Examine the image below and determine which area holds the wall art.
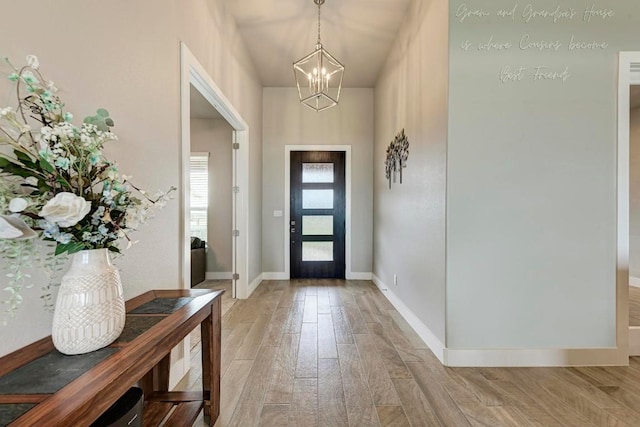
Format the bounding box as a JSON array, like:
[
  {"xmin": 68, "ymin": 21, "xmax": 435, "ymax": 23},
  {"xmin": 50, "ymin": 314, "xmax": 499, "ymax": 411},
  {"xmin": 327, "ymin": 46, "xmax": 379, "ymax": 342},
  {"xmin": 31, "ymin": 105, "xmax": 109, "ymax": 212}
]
[{"xmin": 384, "ymin": 129, "xmax": 410, "ymax": 189}]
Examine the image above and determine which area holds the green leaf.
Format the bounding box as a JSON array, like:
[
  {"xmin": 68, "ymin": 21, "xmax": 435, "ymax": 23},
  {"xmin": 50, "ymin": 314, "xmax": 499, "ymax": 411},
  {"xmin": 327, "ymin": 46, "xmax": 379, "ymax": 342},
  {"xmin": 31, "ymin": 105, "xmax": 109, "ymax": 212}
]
[
  {"xmin": 14, "ymin": 150, "xmax": 34, "ymax": 166},
  {"xmin": 1, "ymin": 162, "xmax": 34, "ymax": 178},
  {"xmin": 37, "ymin": 181, "xmax": 51, "ymax": 193},
  {"xmin": 56, "ymin": 176, "xmax": 70, "ymax": 187},
  {"xmin": 107, "ymin": 246, "xmax": 120, "ymax": 254},
  {"xmin": 39, "ymin": 158, "xmax": 55, "ymax": 173},
  {"xmin": 54, "ymin": 242, "xmax": 84, "ymax": 256},
  {"xmin": 84, "ymin": 109, "xmax": 113, "ymax": 132},
  {"xmin": 54, "ymin": 243, "xmax": 71, "ymax": 256},
  {"xmin": 67, "ymin": 243, "xmax": 85, "ymax": 255}
]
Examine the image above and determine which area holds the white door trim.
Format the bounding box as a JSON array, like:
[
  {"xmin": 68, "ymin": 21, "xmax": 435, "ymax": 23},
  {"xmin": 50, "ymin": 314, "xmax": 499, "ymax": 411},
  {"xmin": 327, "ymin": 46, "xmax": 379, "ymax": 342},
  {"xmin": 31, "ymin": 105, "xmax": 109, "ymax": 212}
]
[
  {"xmin": 284, "ymin": 145, "xmax": 353, "ymax": 279},
  {"xmin": 176, "ymin": 43, "xmax": 251, "ymax": 385},
  {"xmin": 618, "ymin": 52, "xmax": 640, "ymax": 358},
  {"xmin": 180, "ymin": 42, "xmax": 250, "ymax": 299}
]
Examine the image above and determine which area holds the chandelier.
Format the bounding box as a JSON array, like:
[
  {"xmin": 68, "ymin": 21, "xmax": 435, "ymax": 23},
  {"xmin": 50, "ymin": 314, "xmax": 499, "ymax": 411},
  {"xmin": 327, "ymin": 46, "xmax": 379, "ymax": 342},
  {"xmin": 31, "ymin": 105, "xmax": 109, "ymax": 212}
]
[{"xmin": 293, "ymin": 0, "xmax": 344, "ymax": 112}]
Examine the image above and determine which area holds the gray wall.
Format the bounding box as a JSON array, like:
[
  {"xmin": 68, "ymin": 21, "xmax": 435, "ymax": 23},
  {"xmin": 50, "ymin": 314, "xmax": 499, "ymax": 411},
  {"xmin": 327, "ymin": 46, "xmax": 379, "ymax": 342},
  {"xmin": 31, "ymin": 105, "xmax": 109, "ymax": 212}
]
[
  {"xmin": 0, "ymin": 0, "xmax": 263, "ymax": 357},
  {"xmin": 631, "ymin": 107, "xmax": 640, "ymax": 279},
  {"xmin": 262, "ymin": 88, "xmax": 374, "ymax": 275},
  {"xmin": 191, "ymin": 118, "xmax": 233, "ymax": 274},
  {"xmin": 373, "ymin": 0, "xmax": 449, "ymax": 344},
  {"xmin": 447, "ymin": 0, "xmax": 639, "ymax": 348}
]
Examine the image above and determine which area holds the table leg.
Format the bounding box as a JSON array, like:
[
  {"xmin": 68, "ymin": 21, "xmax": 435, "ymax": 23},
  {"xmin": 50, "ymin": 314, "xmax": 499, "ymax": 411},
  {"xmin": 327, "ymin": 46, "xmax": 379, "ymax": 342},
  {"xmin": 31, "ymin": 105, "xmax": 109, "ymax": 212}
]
[
  {"xmin": 154, "ymin": 354, "xmax": 171, "ymax": 392},
  {"xmin": 201, "ymin": 297, "xmax": 221, "ymax": 425}
]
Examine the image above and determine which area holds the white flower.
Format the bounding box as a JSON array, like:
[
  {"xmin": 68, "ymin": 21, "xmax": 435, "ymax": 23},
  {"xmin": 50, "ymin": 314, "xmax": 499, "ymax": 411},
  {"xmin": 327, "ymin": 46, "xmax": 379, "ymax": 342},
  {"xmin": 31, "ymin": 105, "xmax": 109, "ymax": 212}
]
[
  {"xmin": 0, "ymin": 215, "xmax": 36, "ymax": 240},
  {"xmin": 0, "ymin": 106, "xmax": 13, "ymax": 117},
  {"xmin": 39, "ymin": 192, "xmax": 91, "ymax": 227},
  {"xmin": 26, "ymin": 54, "xmax": 39, "ymax": 69},
  {"xmin": 9, "ymin": 198, "xmax": 28, "ymax": 213}
]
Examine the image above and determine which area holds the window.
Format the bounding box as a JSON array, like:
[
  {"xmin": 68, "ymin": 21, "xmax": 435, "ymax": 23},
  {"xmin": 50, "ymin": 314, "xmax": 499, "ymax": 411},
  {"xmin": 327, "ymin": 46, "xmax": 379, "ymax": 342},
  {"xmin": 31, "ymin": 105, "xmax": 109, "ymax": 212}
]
[{"xmin": 190, "ymin": 152, "xmax": 209, "ymax": 241}]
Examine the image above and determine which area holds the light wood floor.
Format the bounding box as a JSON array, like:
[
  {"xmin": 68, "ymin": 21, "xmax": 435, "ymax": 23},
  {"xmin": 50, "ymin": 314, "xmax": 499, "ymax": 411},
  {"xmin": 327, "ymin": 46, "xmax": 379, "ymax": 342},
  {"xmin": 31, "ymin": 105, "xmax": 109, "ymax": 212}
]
[
  {"xmin": 177, "ymin": 280, "xmax": 640, "ymax": 426},
  {"xmin": 630, "ymin": 286, "xmax": 640, "ymax": 327}
]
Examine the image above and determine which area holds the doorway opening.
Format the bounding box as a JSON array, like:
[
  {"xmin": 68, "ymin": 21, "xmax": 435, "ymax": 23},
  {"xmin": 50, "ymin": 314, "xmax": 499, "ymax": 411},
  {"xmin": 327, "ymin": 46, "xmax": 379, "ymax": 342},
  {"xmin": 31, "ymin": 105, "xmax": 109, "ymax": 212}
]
[
  {"xmin": 180, "ymin": 42, "xmax": 250, "ymax": 300},
  {"xmin": 175, "ymin": 43, "xmax": 250, "ymax": 385},
  {"xmin": 618, "ymin": 52, "xmax": 640, "ymax": 358}
]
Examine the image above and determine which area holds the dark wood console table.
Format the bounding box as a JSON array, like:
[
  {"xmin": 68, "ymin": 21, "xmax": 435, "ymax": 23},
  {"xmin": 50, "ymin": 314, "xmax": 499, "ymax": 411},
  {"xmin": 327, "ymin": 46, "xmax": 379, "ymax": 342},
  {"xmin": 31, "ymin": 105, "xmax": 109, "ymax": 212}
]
[{"xmin": 0, "ymin": 289, "xmax": 223, "ymax": 426}]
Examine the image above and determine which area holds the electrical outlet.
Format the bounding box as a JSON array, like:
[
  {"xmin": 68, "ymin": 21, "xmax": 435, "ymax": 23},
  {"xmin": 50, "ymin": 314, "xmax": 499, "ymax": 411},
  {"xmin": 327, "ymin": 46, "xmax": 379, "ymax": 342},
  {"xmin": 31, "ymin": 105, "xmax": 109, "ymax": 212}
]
[{"xmin": 393, "ymin": 274, "xmax": 398, "ymax": 286}]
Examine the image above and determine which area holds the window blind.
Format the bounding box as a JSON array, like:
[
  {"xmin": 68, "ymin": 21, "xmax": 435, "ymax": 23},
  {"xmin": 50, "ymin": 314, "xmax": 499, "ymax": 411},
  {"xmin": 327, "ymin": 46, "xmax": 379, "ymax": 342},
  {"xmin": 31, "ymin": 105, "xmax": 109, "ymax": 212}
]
[{"xmin": 190, "ymin": 153, "xmax": 209, "ymax": 240}]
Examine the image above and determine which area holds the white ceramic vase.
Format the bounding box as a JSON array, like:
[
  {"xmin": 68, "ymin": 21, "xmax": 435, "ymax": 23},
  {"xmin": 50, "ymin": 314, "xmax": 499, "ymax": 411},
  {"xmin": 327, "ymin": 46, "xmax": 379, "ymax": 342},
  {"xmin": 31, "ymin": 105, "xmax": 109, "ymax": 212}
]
[{"xmin": 52, "ymin": 248, "xmax": 126, "ymax": 355}]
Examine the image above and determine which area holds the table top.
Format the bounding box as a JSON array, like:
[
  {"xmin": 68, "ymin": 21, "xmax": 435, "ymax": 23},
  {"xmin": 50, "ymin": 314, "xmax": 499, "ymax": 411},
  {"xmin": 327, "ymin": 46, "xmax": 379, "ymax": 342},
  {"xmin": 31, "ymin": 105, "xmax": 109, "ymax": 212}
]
[{"xmin": 0, "ymin": 289, "xmax": 224, "ymax": 426}]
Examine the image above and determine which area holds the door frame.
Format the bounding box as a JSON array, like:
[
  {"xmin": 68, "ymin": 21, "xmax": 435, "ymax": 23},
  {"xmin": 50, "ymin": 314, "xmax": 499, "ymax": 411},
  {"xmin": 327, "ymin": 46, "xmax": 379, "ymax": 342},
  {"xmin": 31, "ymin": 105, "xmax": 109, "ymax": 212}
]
[
  {"xmin": 618, "ymin": 52, "xmax": 640, "ymax": 357},
  {"xmin": 177, "ymin": 42, "xmax": 250, "ymax": 386},
  {"xmin": 284, "ymin": 145, "xmax": 352, "ymax": 279},
  {"xmin": 180, "ymin": 42, "xmax": 250, "ymax": 300}
]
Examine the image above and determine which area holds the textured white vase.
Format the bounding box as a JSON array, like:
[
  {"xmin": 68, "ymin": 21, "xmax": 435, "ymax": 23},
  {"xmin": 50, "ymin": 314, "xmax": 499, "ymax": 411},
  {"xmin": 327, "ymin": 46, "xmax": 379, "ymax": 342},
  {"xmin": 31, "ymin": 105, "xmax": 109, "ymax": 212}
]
[{"xmin": 52, "ymin": 248, "xmax": 125, "ymax": 355}]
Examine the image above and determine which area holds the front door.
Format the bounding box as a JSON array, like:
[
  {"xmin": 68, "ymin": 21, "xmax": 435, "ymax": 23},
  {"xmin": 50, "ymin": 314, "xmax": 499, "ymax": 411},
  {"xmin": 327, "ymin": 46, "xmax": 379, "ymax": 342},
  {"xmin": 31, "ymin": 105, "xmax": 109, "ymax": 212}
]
[{"xmin": 290, "ymin": 151, "xmax": 346, "ymax": 279}]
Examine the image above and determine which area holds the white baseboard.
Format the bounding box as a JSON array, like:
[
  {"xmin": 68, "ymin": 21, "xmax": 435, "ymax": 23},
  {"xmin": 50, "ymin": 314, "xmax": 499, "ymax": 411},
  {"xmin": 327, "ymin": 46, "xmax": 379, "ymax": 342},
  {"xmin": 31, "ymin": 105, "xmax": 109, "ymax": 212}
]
[
  {"xmin": 205, "ymin": 272, "xmax": 233, "ymax": 280},
  {"xmin": 630, "ymin": 276, "xmax": 640, "ymax": 288},
  {"xmin": 262, "ymin": 272, "xmax": 372, "ymax": 280},
  {"xmin": 247, "ymin": 273, "xmax": 263, "ymax": 297},
  {"xmin": 347, "ymin": 272, "xmax": 372, "ymax": 280},
  {"xmin": 444, "ymin": 347, "xmax": 627, "ymax": 367},
  {"xmin": 262, "ymin": 272, "xmax": 289, "ymax": 280},
  {"xmin": 371, "ymin": 275, "xmax": 446, "ymax": 364},
  {"xmin": 371, "ymin": 275, "xmax": 628, "ymax": 367},
  {"xmin": 630, "ymin": 327, "xmax": 640, "ymax": 356}
]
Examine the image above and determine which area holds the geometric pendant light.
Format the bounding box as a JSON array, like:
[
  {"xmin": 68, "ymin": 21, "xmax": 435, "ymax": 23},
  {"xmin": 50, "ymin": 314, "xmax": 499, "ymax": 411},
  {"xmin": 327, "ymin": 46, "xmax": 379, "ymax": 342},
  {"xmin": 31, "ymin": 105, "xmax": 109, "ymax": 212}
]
[{"xmin": 293, "ymin": 0, "xmax": 344, "ymax": 112}]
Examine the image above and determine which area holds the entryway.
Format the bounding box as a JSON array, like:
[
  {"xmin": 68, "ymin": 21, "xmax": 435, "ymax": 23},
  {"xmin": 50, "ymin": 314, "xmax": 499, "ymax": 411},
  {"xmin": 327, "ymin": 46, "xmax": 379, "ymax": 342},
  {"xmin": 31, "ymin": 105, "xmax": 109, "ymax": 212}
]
[{"xmin": 290, "ymin": 151, "xmax": 346, "ymax": 278}]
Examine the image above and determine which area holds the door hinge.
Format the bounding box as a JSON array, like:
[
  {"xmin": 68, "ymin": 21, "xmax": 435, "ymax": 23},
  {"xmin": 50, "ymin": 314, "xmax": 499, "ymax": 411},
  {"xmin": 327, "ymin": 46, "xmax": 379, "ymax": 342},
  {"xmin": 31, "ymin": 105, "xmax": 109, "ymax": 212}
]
[
  {"xmin": 232, "ymin": 273, "xmax": 240, "ymax": 280},
  {"xmin": 232, "ymin": 229, "xmax": 240, "ymax": 237},
  {"xmin": 232, "ymin": 142, "xmax": 240, "ymax": 150},
  {"xmin": 232, "ymin": 186, "xmax": 240, "ymax": 194}
]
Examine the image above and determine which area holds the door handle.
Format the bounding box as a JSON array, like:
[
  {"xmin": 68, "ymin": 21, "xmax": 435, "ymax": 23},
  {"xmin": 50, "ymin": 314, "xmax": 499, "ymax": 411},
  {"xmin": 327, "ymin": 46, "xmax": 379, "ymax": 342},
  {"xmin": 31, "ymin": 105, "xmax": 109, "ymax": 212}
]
[{"xmin": 291, "ymin": 228, "xmax": 296, "ymax": 233}]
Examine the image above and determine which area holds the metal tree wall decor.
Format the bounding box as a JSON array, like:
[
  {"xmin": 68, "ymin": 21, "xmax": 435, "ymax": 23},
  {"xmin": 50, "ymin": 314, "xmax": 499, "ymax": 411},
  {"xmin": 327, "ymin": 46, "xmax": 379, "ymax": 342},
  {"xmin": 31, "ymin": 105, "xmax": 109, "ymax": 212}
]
[{"xmin": 384, "ymin": 129, "xmax": 410, "ymax": 189}]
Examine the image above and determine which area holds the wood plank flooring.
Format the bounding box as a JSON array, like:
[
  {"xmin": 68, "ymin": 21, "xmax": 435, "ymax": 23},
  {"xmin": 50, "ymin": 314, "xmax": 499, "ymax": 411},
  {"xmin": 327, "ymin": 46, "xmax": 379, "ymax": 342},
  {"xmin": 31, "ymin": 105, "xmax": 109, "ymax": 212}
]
[{"xmin": 176, "ymin": 279, "xmax": 640, "ymax": 426}]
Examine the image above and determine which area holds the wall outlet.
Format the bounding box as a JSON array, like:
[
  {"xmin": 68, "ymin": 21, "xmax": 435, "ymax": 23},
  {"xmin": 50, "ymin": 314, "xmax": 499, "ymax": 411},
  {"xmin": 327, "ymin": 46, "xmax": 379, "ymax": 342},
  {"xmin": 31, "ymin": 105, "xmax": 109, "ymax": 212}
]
[
  {"xmin": 393, "ymin": 274, "xmax": 398, "ymax": 286},
  {"xmin": 273, "ymin": 210, "xmax": 283, "ymax": 217}
]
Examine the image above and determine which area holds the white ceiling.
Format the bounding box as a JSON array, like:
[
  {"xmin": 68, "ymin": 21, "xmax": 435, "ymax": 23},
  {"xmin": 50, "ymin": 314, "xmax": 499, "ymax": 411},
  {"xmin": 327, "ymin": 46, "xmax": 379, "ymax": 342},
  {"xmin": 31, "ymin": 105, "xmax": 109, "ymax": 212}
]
[{"xmin": 227, "ymin": 0, "xmax": 412, "ymax": 88}]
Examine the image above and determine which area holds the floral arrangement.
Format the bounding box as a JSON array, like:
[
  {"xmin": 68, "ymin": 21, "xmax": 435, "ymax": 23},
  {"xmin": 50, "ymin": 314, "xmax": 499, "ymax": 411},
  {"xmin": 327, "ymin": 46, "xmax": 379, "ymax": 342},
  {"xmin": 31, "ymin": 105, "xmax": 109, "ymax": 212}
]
[{"xmin": 0, "ymin": 55, "xmax": 175, "ymax": 316}]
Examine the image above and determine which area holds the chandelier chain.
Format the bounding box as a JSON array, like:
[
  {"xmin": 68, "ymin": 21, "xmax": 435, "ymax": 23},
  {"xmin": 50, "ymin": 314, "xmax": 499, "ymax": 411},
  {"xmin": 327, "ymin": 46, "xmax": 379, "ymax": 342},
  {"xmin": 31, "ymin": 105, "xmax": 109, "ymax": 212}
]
[{"xmin": 317, "ymin": 1, "xmax": 322, "ymax": 45}]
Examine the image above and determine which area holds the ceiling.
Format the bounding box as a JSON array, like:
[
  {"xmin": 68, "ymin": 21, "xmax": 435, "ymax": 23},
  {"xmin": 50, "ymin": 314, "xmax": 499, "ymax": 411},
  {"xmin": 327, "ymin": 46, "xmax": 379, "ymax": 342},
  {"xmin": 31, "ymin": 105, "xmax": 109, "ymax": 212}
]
[{"xmin": 227, "ymin": 0, "xmax": 412, "ymax": 88}]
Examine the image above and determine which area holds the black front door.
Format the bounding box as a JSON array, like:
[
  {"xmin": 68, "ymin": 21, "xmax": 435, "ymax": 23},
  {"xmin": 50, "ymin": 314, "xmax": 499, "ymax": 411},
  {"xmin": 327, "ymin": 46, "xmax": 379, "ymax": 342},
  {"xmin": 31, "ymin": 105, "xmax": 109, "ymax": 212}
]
[{"xmin": 290, "ymin": 151, "xmax": 346, "ymax": 279}]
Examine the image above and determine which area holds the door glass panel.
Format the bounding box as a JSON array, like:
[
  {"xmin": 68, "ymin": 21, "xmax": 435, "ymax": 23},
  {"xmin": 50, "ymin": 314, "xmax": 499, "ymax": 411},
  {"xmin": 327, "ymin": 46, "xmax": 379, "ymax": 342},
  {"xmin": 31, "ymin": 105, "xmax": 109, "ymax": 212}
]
[
  {"xmin": 303, "ymin": 216, "xmax": 333, "ymax": 235},
  {"xmin": 303, "ymin": 189, "xmax": 333, "ymax": 209},
  {"xmin": 303, "ymin": 242, "xmax": 334, "ymax": 261},
  {"xmin": 302, "ymin": 163, "xmax": 334, "ymax": 183}
]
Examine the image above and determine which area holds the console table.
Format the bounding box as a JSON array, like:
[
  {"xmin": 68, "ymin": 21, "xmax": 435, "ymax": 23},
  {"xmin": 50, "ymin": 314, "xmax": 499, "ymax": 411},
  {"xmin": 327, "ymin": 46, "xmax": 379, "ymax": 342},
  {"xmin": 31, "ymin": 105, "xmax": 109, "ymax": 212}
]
[{"xmin": 0, "ymin": 289, "xmax": 223, "ymax": 426}]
